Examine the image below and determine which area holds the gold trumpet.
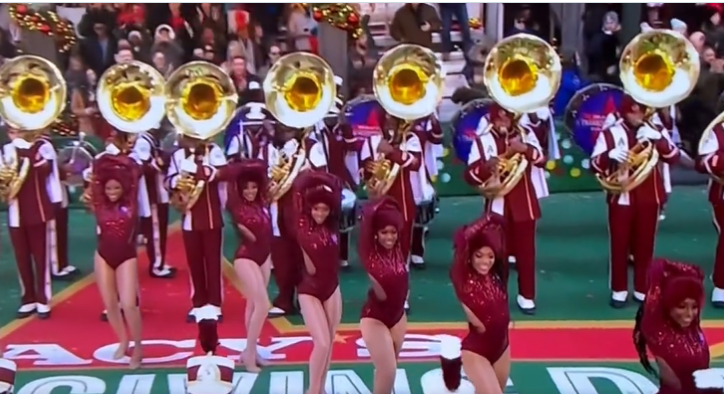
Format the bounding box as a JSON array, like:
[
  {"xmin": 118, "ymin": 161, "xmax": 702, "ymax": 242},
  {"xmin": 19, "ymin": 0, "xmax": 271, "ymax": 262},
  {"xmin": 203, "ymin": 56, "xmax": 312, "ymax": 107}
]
[
  {"xmin": 478, "ymin": 33, "xmax": 562, "ymax": 198},
  {"xmin": 0, "ymin": 55, "xmax": 66, "ymax": 201},
  {"xmin": 597, "ymin": 29, "xmax": 699, "ymax": 193},
  {"xmin": 165, "ymin": 62, "xmax": 238, "ymax": 212},
  {"xmin": 264, "ymin": 52, "xmax": 335, "ymax": 201},
  {"xmin": 365, "ymin": 44, "xmax": 444, "ymax": 196}
]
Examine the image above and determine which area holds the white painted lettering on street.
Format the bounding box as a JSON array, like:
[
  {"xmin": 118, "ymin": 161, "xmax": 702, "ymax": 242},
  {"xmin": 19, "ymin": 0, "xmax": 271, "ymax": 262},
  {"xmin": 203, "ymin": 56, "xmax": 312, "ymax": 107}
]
[
  {"xmin": 4, "ymin": 344, "xmax": 92, "ymax": 366},
  {"xmin": 116, "ymin": 374, "xmax": 155, "ymax": 394},
  {"xmin": 548, "ymin": 367, "xmax": 658, "ymax": 394},
  {"xmin": 94, "ymin": 340, "xmax": 195, "ymax": 365},
  {"xmin": 356, "ymin": 334, "xmax": 460, "ymax": 359},
  {"xmin": 16, "ymin": 376, "xmax": 105, "ymax": 394},
  {"xmin": 269, "ymin": 371, "xmax": 305, "ymax": 394}
]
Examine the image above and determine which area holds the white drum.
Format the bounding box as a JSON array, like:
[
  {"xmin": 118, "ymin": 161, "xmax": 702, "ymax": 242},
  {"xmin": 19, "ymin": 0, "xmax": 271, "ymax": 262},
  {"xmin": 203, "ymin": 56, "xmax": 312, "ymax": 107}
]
[{"xmin": 340, "ymin": 188, "xmax": 358, "ymax": 233}]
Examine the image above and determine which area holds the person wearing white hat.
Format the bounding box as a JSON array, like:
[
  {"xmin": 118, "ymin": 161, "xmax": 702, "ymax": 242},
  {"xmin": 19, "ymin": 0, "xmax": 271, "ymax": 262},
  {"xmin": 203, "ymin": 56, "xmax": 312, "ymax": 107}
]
[
  {"xmin": 186, "ymin": 306, "xmax": 233, "ymax": 394},
  {"xmin": 227, "ymin": 102, "xmax": 272, "ymax": 161},
  {"xmin": 0, "ymin": 358, "xmax": 16, "ymax": 394},
  {"xmin": 671, "ymin": 18, "xmax": 688, "ymax": 35}
]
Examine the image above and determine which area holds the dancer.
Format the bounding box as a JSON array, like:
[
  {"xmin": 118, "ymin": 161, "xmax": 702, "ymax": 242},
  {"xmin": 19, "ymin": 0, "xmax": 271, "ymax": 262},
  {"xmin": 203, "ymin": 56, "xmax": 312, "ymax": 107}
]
[
  {"xmin": 357, "ymin": 197, "xmax": 409, "ymax": 394},
  {"xmin": 590, "ymin": 95, "xmax": 680, "ymax": 308},
  {"xmin": 263, "ymin": 124, "xmax": 327, "ymax": 317},
  {"xmin": 632, "ymin": 259, "xmax": 719, "ymax": 394},
  {"xmin": 89, "ymin": 154, "xmax": 143, "ymax": 369},
  {"xmin": 134, "ymin": 129, "xmax": 175, "ymax": 278},
  {"xmin": 463, "ymin": 103, "xmax": 546, "ymax": 314},
  {"xmin": 696, "ymin": 121, "xmax": 724, "ymax": 306},
  {"xmin": 166, "ymin": 139, "xmax": 229, "ymax": 322},
  {"xmin": 293, "ymin": 171, "xmax": 343, "ymax": 394},
  {"xmin": 227, "ymin": 159, "xmax": 272, "ymax": 372},
  {"xmin": 440, "ymin": 213, "xmax": 510, "ymax": 394},
  {"xmin": 2, "ymin": 128, "xmax": 62, "ymax": 319}
]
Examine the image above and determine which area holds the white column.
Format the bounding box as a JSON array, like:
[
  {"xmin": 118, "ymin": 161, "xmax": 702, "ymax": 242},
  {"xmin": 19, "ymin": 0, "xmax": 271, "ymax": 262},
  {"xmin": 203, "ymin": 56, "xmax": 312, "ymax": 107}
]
[{"xmin": 484, "ymin": 3, "xmax": 504, "ymax": 42}]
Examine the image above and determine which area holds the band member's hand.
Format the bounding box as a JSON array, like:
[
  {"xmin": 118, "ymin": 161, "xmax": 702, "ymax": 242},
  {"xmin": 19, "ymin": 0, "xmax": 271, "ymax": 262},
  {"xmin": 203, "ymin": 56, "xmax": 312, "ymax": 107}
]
[
  {"xmin": 636, "ymin": 125, "xmax": 661, "ymax": 142},
  {"xmin": 509, "ymin": 139, "xmax": 528, "ymax": 154},
  {"xmin": 377, "ymin": 140, "xmax": 395, "ymax": 154},
  {"xmin": 608, "ymin": 146, "xmax": 628, "ymax": 163},
  {"xmin": 421, "ymin": 22, "xmax": 431, "ymax": 32},
  {"xmin": 485, "ymin": 157, "xmax": 500, "ymax": 171}
]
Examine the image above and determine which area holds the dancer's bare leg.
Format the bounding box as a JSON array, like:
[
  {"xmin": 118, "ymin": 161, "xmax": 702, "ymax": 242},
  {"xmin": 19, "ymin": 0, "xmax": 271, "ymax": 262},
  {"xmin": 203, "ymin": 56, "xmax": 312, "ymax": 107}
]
[
  {"xmin": 321, "ymin": 286, "xmax": 342, "ymax": 384},
  {"xmin": 94, "ymin": 253, "xmax": 126, "ymax": 359},
  {"xmin": 300, "ymin": 294, "xmax": 332, "ymax": 394},
  {"xmin": 235, "ymin": 257, "xmax": 270, "ymax": 373},
  {"xmin": 360, "ymin": 318, "xmax": 398, "ymax": 394},
  {"xmin": 117, "ymin": 258, "xmax": 142, "ymax": 370},
  {"xmin": 461, "ymin": 350, "xmax": 504, "ymax": 394}
]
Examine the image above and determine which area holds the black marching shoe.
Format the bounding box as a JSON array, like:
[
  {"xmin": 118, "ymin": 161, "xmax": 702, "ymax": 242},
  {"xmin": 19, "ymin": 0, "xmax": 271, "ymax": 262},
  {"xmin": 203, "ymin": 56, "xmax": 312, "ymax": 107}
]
[
  {"xmin": 516, "ymin": 296, "xmax": 536, "ymax": 315},
  {"xmin": 150, "ymin": 265, "xmax": 177, "ymax": 279},
  {"xmin": 52, "ymin": 266, "xmax": 81, "ymax": 281},
  {"xmin": 610, "ymin": 292, "xmax": 628, "ymax": 309},
  {"xmin": 340, "ymin": 260, "xmax": 351, "ymax": 272},
  {"xmin": 16, "ymin": 303, "xmax": 36, "ymax": 319},
  {"xmin": 410, "ymin": 256, "xmax": 426, "ymax": 271}
]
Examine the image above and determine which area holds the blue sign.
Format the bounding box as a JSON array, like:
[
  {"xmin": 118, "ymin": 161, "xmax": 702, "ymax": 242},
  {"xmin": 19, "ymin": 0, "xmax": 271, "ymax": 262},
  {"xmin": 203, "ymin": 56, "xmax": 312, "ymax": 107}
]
[
  {"xmin": 343, "ymin": 94, "xmax": 384, "ymax": 140},
  {"xmin": 224, "ymin": 108, "xmax": 245, "ymax": 150},
  {"xmin": 451, "ymin": 98, "xmax": 493, "ymax": 163},
  {"xmin": 564, "ymin": 83, "xmax": 624, "ymax": 156}
]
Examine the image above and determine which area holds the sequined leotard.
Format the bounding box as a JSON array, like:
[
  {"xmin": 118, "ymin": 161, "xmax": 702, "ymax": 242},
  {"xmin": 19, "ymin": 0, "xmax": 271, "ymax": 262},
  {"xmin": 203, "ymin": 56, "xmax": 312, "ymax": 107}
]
[
  {"xmin": 294, "ymin": 190, "xmax": 340, "ymax": 302},
  {"xmin": 642, "ymin": 262, "xmax": 719, "ymax": 394},
  {"xmin": 451, "ymin": 265, "xmax": 509, "ymax": 363},
  {"xmin": 228, "ymin": 190, "xmax": 272, "ymax": 266}
]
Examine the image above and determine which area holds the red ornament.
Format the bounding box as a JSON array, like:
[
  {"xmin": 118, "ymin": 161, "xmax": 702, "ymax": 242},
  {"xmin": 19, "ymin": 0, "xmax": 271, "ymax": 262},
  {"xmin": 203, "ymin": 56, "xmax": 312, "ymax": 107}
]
[
  {"xmin": 16, "ymin": 5, "xmax": 27, "ymax": 14},
  {"xmin": 39, "ymin": 24, "xmax": 50, "ymax": 33},
  {"xmin": 347, "ymin": 13, "xmax": 359, "ymax": 24},
  {"xmin": 313, "ymin": 10, "xmax": 323, "ymax": 21}
]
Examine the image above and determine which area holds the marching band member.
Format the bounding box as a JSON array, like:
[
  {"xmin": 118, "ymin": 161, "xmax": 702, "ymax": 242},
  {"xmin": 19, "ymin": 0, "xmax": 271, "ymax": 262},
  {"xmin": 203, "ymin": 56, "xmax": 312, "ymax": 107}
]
[
  {"xmin": 590, "ymin": 95, "xmax": 679, "ymax": 308},
  {"xmin": 227, "ymin": 159, "xmax": 272, "ymax": 371},
  {"xmin": 89, "ymin": 153, "xmax": 143, "ymax": 369},
  {"xmin": 441, "ymin": 213, "xmax": 510, "ymax": 393},
  {"xmin": 410, "ymin": 112, "xmax": 444, "ymax": 269},
  {"xmin": 43, "ymin": 132, "xmax": 80, "ymax": 281},
  {"xmin": 695, "ymin": 120, "xmax": 724, "ymax": 307},
  {"xmin": 82, "ymin": 130, "xmax": 143, "ymax": 321},
  {"xmin": 134, "ymin": 128, "xmax": 175, "ymax": 278},
  {"xmin": 3, "ymin": 127, "xmax": 63, "ymax": 319},
  {"xmin": 358, "ymin": 197, "xmax": 409, "ymax": 394},
  {"xmin": 166, "ymin": 137, "xmax": 231, "ymax": 322},
  {"xmin": 632, "ymin": 259, "xmax": 719, "ymax": 394},
  {"xmin": 226, "ymin": 102, "xmax": 272, "ymax": 162},
  {"xmin": 263, "ymin": 123, "xmax": 327, "ymax": 317},
  {"xmin": 292, "ymin": 171, "xmax": 343, "ymax": 394},
  {"xmin": 464, "ymin": 103, "xmax": 546, "ymax": 314},
  {"xmin": 652, "ymin": 105, "xmax": 683, "ymax": 221}
]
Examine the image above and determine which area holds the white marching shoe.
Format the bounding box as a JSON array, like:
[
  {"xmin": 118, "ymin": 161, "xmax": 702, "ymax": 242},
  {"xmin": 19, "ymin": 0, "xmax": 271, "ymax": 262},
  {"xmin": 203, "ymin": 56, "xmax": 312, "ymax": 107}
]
[{"xmin": 516, "ymin": 295, "xmax": 535, "ymax": 315}]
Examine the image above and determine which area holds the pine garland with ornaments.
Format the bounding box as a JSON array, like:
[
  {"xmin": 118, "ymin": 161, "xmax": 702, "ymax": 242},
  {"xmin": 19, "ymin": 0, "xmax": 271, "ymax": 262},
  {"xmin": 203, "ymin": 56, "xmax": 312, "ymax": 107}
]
[
  {"xmin": 311, "ymin": 3, "xmax": 364, "ymax": 39},
  {"xmin": 9, "ymin": 4, "xmax": 77, "ymax": 53}
]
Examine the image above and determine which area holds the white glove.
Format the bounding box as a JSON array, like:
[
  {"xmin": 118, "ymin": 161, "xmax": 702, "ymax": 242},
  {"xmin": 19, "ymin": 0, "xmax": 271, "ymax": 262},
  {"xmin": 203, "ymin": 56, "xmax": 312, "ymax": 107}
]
[
  {"xmin": 534, "ymin": 107, "xmax": 550, "ymax": 121},
  {"xmin": 636, "ymin": 125, "xmax": 661, "ymax": 142},
  {"xmin": 180, "ymin": 158, "xmax": 198, "ymax": 174},
  {"xmin": 608, "ymin": 146, "xmax": 628, "ymax": 163},
  {"xmin": 693, "ymin": 369, "xmax": 724, "ymax": 389}
]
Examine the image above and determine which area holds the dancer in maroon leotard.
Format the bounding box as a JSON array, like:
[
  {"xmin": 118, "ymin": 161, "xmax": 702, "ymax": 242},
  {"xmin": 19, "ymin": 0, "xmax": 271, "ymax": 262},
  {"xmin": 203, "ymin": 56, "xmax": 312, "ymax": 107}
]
[
  {"xmin": 357, "ymin": 197, "xmax": 409, "ymax": 394},
  {"xmin": 633, "ymin": 259, "xmax": 719, "ymax": 394},
  {"xmin": 440, "ymin": 213, "xmax": 510, "ymax": 393},
  {"xmin": 291, "ymin": 171, "xmax": 343, "ymax": 394},
  {"xmin": 227, "ymin": 159, "xmax": 273, "ymax": 372},
  {"xmin": 90, "ymin": 154, "xmax": 143, "ymax": 369}
]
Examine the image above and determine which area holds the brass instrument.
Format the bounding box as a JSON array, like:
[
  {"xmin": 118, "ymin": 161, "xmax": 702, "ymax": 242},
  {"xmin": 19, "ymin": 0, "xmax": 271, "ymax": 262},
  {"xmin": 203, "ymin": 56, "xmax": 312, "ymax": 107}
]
[
  {"xmin": 264, "ymin": 52, "xmax": 335, "ymax": 201},
  {"xmin": 478, "ymin": 33, "xmax": 561, "ymax": 198},
  {"xmin": 165, "ymin": 62, "xmax": 238, "ymax": 212},
  {"xmin": 0, "ymin": 55, "xmax": 67, "ymax": 201},
  {"xmin": 698, "ymin": 111, "xmax": 724, "ymax": 184},
  {"xmin": 366, "ymin": 44, "xmax": 444, "ymax": 196},
  {"xmin": 598, "ymin": 29, "xmax": 699, "ymax": 193}
]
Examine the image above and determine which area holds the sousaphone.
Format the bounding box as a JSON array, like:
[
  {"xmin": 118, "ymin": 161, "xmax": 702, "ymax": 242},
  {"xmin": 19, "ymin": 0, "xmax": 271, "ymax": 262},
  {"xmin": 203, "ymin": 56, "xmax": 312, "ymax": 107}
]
[
  {"xmin": 263, "ymin": 52, "xmax": 336, "ymax": 201},
  {"xmin": 165, "ymin": 61, "xmax": 238, "ymax": 212},
  {"xmin": 366, "ymin": 44, "xmax": 444, "ymax": 197},
  {"xmin": 597, "ymin": 29, "xmax": 699, "ymax": 193},
  {"xmin": 698, "ymin": 111, "xmax": 724, "ymax": 184},
  {"xmin": 478, "ymin": 33, "xmax": 561, "ymax": 199},
  {"xmin": 0, "ymin": 55, "xmax": 66, "ymax": 201}
]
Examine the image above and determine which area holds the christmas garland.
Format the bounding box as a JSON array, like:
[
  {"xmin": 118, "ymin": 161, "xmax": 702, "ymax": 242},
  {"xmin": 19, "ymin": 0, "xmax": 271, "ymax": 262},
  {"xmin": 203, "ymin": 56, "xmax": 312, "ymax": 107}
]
[
  {"xmin": 311, "ymin": 3, "xmax": 364, "ymax": 39},
  {"xmin": 9, "ymin": 4, "xmax": 77, "ymax": 53}
]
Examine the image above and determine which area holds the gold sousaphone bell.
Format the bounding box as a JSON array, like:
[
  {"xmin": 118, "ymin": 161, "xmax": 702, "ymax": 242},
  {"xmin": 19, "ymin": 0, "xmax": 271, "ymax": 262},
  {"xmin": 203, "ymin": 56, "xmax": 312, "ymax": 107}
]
[
  {"xmin": 263, "ymin": 52, "xmax": 336, "ymax": 201},
  {"xmin": 165, "ymin": 61, "xmax": 238, "ymax": 212},
  {"xmin": 478, "ymin": 33, "xmax": 561, "ymax": 199},
  {"xmin": 0, "ymin": 55, "xmax": 67, "ymax": 201},
  {"xmin": 597, "ymin": 29, "xmax": 699, "ymax": 193},
  {"xmin": 365, "ymin": 44, "xmax": 444, "ymax": 196}
]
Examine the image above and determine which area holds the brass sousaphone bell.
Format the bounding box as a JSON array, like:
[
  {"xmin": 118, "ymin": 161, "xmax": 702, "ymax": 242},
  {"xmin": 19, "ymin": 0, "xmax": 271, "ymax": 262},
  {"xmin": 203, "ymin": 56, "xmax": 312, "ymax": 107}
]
[
  {"xmin": 365, "ymin": 44, "xmax": 444, "ymax": 196},
  {"xmin": 478, "ymin": 33, "xmax": 561, "ymax": 199},
  {"xmin": 597, "ymin": 29, "xmax": 699, "ymax": 193},
  {"xmin": 263, "ymin": 52, "xmax": 336, "ymax": 201},
  {"xmin": 0, "ymin": 55, "xmax": 67, "ymax": 201},
  {"xmin": 165, "ymin": 61, "xmax": 238, "ymax": 212},
  {"xmin": 82, "ymin": 60, "xmax": 167, "ymax": 205},
  {"xmin": 698, "ymin": 111, "xmax": 724, "ymax": 184}
]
